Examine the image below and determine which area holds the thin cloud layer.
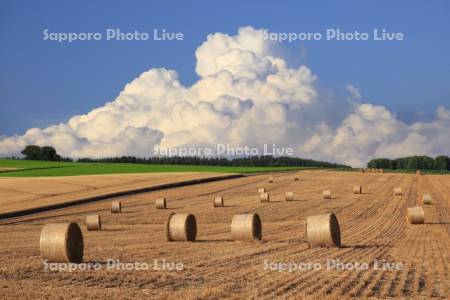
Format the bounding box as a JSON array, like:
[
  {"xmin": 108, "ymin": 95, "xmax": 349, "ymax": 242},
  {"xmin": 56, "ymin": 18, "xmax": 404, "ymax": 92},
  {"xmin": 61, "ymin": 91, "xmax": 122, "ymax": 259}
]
[{"xmin": 0, "ymin": 27, "xmax": 448, "ymax": 166}]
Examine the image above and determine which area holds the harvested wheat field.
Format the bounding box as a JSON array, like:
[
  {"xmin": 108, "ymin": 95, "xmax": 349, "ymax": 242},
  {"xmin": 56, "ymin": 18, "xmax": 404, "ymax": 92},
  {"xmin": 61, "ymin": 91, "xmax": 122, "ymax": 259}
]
[
  {"xmin": 0, "ymin": 170, "xmax": 449, "ymax": 299},
  {"xmin": 0, "ymin": 172, "xmax": 232, "ymax": 215}
]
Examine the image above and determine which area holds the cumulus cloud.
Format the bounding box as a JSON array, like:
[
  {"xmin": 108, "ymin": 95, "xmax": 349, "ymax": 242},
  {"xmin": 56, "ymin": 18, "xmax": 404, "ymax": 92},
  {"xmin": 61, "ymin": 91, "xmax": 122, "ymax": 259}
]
[{"xmin": 0, "ymin": 26, "xmax": 448, "ymax": 166}]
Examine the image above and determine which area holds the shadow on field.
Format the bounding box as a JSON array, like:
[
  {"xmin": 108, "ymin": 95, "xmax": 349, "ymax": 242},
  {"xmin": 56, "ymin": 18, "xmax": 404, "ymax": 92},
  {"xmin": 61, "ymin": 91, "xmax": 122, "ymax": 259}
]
[
  {"xmin": 4, "ymin": 208, "xmax": 110, "ymax": 224},
  {"xmin": 0, "ymin": 166, "xmax": 72, "ymax": 174}
]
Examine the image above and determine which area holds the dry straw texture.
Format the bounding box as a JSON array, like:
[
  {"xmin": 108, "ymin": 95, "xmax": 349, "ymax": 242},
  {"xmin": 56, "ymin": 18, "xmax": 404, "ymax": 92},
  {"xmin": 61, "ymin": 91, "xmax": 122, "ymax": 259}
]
[
  {"xmin": 214, "ymin": 196, "xmax": 224, "ymax": 207},
  {"xmin": 407, "ymin": 207, "xmax": 425, "ymax": 224},
  {"xmin": 166, "ymin": 213, "xmax": 197, "ymax": 242},
  {"xmin": 268, "ymin": 177, "xmax": 274, "ymax": 183},
  {"xmin": 322, "ymin": 190, "xmax": 332, "ymax": 199},
  {"xmin": 285, "ymin": 191, "xmax": 294, "ymax": 201},
  {"xmin": 352, "ymin": 186, "xmax": 362, "ymax": 194},
  {"xmin": 260, "ymin": 192, "xmax": 270, "ymax": 202},
  {"xmin": 111, "ymin": 200, "xmax": 121, "ymax": 213},
  {"xmin": 257, "ymin": 187, "xmax": 266, "ymax": 193},
  {"xmin": 86, "ymin": 214, "xmax": 101, "ymax": 231},
  {"xmin": 40, "ymin": 223, "xmax": 84, "ymax": 263},
  {"xmin": 305, "ymin": 213, "xmax": 341, "ymax": 248},
  {"xmin": 230, "ymin": 213, "xmax": 262, "ymax": 242},
  {"xmin": 155, "ymin": 198, "xmax": 167, "ymax": 209},
  {"xmin": 422, "ymin": 194, "xmax": 432, "ymax": 205},
  {"xmin": 394, "ymin": 187, "xmax": 403, "ymax": 196}
]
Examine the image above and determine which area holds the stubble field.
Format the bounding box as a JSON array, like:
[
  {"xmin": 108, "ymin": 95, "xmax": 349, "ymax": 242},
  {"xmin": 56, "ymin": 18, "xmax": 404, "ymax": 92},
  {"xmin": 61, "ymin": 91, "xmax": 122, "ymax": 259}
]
[
  {"xmin": 0, "ymin": 172, "xmax": 233, "ymax": 215},
  {"xmin": 0, "ymin": 170, "xmax": 449, "ymax": 299}
]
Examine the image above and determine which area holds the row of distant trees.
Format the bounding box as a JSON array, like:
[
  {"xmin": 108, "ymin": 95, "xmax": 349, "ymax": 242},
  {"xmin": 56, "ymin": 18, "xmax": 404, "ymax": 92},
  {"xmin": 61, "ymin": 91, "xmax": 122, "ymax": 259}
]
[
  {"xmin": 78, "ymin": 155, "xmax": 349, "ymax": 168},
  {"xmin": 367, "ymin": 155, "xmax": 450, "ymax": 171},
  {"xmin": 16, "ymin": 145, "xmax": 450, "ymax": 171},
  {"xmin": 17, "ymin": 145, "xmax": 349, "ymax": 168}
]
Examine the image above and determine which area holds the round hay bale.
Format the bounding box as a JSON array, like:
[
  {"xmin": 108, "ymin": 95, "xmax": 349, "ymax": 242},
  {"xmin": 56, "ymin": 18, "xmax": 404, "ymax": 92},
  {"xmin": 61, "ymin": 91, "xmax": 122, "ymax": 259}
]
[
  {"xmin": 285, "ymin": 191, "xmax": 294, "ymax": 201},
  {"xmin": 416, "ymin": 170, "xmax": 421, "ymax": 175},
  {"xmin": 422, "ymin": 194, "xmax": 432, "ymax": 205},
  {"xmin": 85, "ymin": 214, "xmax": 101, "ymax": 231},
  {"xmin": 40, "ymin": 223, "xmax": 84, "ymax": 263},
  {"xmin": 294, "ymin": 177, "xmax": 300, "ymax": 181},
  {"xmin": 155, "ymin": 198, "xmax": 167, "ymax": 209},
  {"xmin": 268, "ymin": 177, "xmax": 274, "ymax": 183},
  {"xmin": 165, "ymin": 213, "xmax": 197, "ymax": 242},
  {"xmin": 305, "ymin": 213, "xmax": 341, "ymax": 248},
  {"xmin": 380, "ymin": 169, "xmax": 384, "ymax": 173},
  {"xmin": 394, "ymin": 187, "xmax": 403, "ymax": 196},
  {"xmin": 352, "ymin": 186, "xmax": 362, "ymax": 194},
  {"xmin": 111, "ymin": 200, "xmax": 121, "ymax": 213},
  {"xmin": 214, "ymin": 196, "xmax": 224, "ymax": 207},
  {"xmin": 230, "ymin": 213, "xmax": 262, "ymax": 242},
  {"xmin": 260, "ymin": 192, "xmax": 270, "ymax": 202},
  {"xmin": 360, "ymin": 168, "xmax": 365, "ymax": 173},
  {"xmin": 322, "ymin": 190, "xmax": 332, "ymax": 199},
  {"xmin": 257, "ymin": 187, "xmax": 266, "ymax": 194},
  {"xmin": 407, "ymin": 207, "xmax": 425, "ymax": 224}
]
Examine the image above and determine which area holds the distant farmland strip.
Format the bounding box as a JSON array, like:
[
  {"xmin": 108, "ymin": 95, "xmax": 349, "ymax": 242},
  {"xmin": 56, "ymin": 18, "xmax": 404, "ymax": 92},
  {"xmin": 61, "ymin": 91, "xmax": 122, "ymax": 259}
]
[
  {"xmin": 0, "ymin": 159, "xmax": 313, "ymax": 177},
  {"xmin": 0, "ymin": 173, "xmax": 244, "ymax": 221}
]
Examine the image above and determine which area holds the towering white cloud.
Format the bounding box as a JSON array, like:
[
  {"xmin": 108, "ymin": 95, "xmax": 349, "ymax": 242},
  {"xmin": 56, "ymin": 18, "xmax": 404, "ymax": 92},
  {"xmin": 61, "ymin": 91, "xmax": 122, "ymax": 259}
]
[{"xmin": 0, "ymin": 26, "xmax": 448, "ymax": 166}]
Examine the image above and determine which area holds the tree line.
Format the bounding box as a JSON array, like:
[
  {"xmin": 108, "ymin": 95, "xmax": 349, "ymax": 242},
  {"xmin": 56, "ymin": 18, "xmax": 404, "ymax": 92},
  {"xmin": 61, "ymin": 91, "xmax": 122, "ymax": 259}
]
[
  {"xmin": 78, "ymin": 155, "xmax": 349, "ymax": 168},
  {"xmin": 367, "ymin": 155, "xmax": 450, "ymax": 171},
  {"xmin": 16, "ymin": 145, "xmax": 349, "ymax": 168}
]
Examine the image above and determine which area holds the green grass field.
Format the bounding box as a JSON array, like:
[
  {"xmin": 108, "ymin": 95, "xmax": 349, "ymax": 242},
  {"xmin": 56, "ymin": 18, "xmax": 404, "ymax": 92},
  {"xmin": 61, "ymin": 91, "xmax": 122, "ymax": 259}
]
[{"xmin": 0, "ymin": 159, "xmax": 315, "ymax": 177}]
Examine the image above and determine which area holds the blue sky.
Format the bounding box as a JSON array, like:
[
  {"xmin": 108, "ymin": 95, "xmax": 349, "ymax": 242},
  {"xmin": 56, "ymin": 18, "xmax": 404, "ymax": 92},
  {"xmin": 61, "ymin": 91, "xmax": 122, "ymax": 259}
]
[{"xmin": 0, "ymin": 0, "xmax": 449, "ymax": 136}]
